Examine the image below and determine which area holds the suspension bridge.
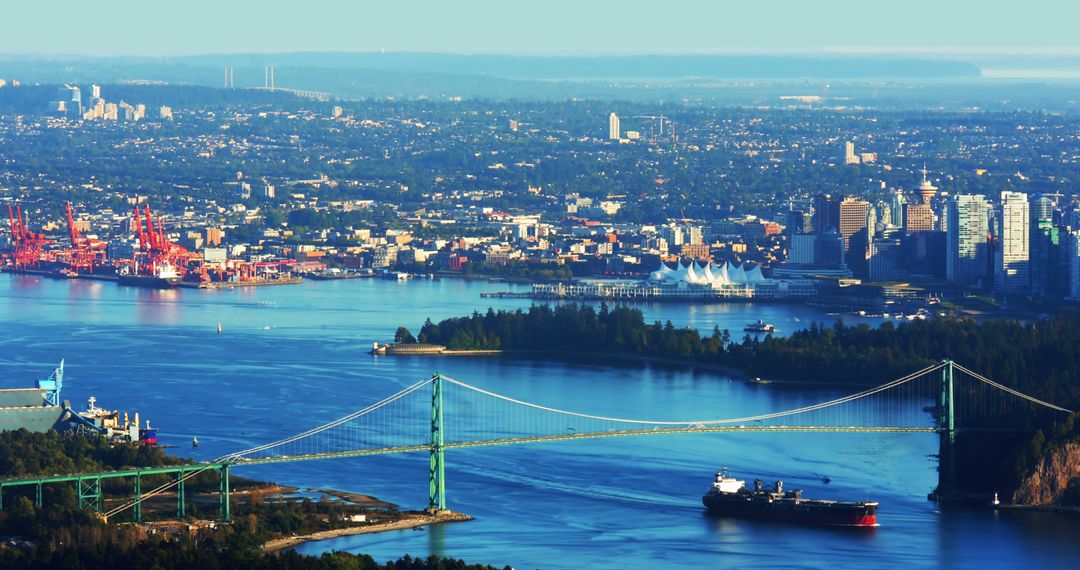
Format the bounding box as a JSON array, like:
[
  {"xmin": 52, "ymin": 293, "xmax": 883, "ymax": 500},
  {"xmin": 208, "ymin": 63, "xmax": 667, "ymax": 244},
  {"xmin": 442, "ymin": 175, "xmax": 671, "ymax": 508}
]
[{"xmin": 0, "ymin": 360, "xmax": 1071, "ymax": 522}]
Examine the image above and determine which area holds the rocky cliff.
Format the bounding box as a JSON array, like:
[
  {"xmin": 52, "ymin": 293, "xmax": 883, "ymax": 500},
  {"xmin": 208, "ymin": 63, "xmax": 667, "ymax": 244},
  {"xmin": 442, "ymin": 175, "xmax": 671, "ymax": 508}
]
[{"xmin": 1012, "ymin": 442, "xmax": 1080, "ymax": 505}]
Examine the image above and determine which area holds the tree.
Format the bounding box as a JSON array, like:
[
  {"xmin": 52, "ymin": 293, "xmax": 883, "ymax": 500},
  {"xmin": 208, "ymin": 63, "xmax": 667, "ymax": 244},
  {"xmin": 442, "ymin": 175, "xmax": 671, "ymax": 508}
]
[{"xmin": 394, "ymin": 327, "xmax": 416, "ymax": 344}]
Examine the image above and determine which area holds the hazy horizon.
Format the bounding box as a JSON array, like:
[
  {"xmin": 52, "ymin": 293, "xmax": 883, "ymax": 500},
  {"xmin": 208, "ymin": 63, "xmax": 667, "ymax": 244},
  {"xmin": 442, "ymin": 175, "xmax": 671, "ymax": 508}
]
[{"xmin": 5, "ymin": 0, "xmax": 1080, "ymax": 57}]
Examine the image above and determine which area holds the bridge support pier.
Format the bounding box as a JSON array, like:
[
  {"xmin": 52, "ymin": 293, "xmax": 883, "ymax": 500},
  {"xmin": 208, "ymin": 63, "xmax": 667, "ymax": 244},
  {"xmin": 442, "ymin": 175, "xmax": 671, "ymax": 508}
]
[
  {"xmin": 77, "ymin": 477, "xmax": 101, "ymax": 513},
  {"xmin": 35, "ymin": 483, "xmax": 42, "ymax": 508},
  {"xmin": 133, "ymin": 474, "xmax": 142, "ymax": 522},
  {"xmin": 177, "ymin": 472, "xmax": 186, "ymax": 519},
  {"xmin": 219, "ymin": 465, "xmax": 231, "ymax": 522},
  {"xmin": 935, "ymin": 360, "xmax": 958, "ymax": 499},
  {"xmin": 429, "ymin": 372, "xmax": 447, "ymax": 513}
]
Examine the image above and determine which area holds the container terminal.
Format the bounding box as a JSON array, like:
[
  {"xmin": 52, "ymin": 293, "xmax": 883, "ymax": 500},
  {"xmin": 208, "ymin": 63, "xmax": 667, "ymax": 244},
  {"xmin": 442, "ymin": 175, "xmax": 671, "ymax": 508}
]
[
  {"xmin": 0, "ymin": 360, "xmax": 157, "ymax": 444},
  {"xmin": 2, "ymin": 202, "xmax": 302, "ymax": 289}
]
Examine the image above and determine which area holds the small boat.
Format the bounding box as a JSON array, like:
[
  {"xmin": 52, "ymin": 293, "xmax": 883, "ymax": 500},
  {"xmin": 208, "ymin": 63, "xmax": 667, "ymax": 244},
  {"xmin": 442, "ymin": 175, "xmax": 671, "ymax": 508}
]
[
  {"xmin": 192, "ymin": 436, "xmax": 199, "ymax": 447},
  {"xmin": 217, "ymin": 322, "xmax": 223, "ymax": 334},
  {"xmin": 744, "ymin": 320, "xmax": 778, "ymax": 334}
]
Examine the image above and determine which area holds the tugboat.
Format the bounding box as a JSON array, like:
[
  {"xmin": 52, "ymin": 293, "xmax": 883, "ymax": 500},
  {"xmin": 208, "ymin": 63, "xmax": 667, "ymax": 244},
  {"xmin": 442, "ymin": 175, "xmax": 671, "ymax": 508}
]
[
  {"xmin": 744, "ymin": 320, "xmax": 778, "ymax": 334},
  {"xmin": 702, "ymin": 469, "xmax": 878, "ymax": 527}
]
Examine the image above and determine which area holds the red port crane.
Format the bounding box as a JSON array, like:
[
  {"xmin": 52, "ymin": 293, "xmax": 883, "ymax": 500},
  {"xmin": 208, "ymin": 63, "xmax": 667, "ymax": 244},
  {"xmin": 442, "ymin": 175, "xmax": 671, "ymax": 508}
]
[
  {"xmin": 6, "ymin": 205, "xmax": 52, "ymax": 270},
  {"xmin": 62, "ymin": 202, "xmax": 107, "ymax": 275},
  {"xmin": 130, "ymin": 205, "xmax": 194, "ymax": 277}
]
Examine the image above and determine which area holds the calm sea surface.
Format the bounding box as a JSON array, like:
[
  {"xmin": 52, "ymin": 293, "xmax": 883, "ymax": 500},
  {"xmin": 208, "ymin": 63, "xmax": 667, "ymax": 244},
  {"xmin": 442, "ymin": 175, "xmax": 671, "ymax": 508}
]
[{"xmin": 1, "ymin": 274, "xmax": 1077, "ymax": 569}]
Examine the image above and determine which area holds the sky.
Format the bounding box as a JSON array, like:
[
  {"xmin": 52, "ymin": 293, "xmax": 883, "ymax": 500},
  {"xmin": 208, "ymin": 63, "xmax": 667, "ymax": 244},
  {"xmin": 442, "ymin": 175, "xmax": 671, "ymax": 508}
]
[{"xmin": 4, "ymin": 0, "xmax": 1080, "ymax": 57}]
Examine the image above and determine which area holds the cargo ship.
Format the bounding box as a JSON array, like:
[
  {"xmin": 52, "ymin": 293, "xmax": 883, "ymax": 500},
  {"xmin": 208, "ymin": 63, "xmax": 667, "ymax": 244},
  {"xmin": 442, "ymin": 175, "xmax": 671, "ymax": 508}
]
[
  {"xmin": 118, "ymin": 262, "xmax": 181, "ymax": 288},
  {"xmin": 702, "ymin": 469, "xmax": 878, "ymax": 527}
]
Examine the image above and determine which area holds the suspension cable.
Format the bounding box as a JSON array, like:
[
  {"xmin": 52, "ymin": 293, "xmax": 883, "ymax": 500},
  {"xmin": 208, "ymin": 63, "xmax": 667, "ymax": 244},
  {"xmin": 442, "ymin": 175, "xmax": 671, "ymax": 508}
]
[
  {"xmin": 952, "ymin": 363, "xmax": 1073, "ymax": 414},
  {"xmin": 442, "ymin": 362, "xmax": 944, "ymax": 426}
]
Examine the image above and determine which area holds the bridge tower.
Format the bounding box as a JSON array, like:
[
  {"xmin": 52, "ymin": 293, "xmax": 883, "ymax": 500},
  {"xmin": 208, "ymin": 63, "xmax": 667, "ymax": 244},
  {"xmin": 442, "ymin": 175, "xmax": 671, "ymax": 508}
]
[
  {"xmin": 937, "ymin": 359, "xmax": 958, "ymax": 497},
  {"xmin": 429, "ymin": 372, "xmax": 447, "ymax": 513}
]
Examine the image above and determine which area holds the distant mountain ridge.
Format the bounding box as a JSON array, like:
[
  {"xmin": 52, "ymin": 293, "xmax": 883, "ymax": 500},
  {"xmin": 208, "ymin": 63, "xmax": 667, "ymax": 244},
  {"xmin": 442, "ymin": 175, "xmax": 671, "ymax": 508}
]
[{"xmin": 1, "ymin": 52, "xmax": 980, "ymax": 80}]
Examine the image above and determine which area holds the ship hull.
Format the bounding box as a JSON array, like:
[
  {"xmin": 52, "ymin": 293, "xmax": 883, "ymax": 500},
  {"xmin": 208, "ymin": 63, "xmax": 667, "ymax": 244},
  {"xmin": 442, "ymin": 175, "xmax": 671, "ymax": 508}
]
[
  {"xmin": 703, "ymin": 493, "xmax": 877, "ymax": 527},
  {"xmin": 118, "ymin": 275, "xmax": 181, "ymax": 289}
]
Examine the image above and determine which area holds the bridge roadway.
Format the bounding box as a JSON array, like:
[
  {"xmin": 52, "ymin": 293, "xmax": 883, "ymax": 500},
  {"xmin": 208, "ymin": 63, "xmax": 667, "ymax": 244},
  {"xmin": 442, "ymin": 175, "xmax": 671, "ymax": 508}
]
[{"xmin": 0, "ymin": 425, "xmax": 939, "ymax": 487}]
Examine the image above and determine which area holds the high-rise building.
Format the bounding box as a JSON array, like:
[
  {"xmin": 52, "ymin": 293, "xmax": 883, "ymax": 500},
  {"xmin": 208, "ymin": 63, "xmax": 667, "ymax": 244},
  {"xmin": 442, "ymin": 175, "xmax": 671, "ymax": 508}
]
[
  {"xmin": 869, "ymin": 232, "xmax": 904, "ymax": 281},
  {"xmin": 1066, "ymin": 231, "xmax": 1080, "ymax": 300},
  {"xmin": 812, "ymin": 194, "xmax": 841, "ymax": 234},
  {"xmin": 264, "ymin": 183, "xmax": 276, "ymax": 199},
  {"xmin": 787, "ymin": 210, "xmax": 813, "ymax": 234},
  {"xmin": 1032, "ymin": 195, "xmax": 1054, "ymax": 223},
  {"xmin": 608, "ymin": 113, "xmax": 620, "ymax": 140},
  {"xmin": 789, "ymin": 234, "xmax": 817, "ymax": 264},
  {"xmin": 946, "ymin": 194, "xmax": 990, "ymax": 286},
  {"xmin": 844, "ymin": 141, "xmax": 859, "ymax": 165},
  {"xmin": 904, "ymin": 203, "xmax": 934, "ymax": 233},
  {"xmin": 994, "ymin": 191, "xmax": 1030, "ymax": 295},
  {"xmin": 1030, "ymin": 195, "xmax": 1061, "ymax": 298},
  {"xmin": 839, "ymin": 197, "xmax": 870, "ymax": 276},
  {"xmin": 889, "ymin": 190, "xmax": 907, "ymax": 228}
]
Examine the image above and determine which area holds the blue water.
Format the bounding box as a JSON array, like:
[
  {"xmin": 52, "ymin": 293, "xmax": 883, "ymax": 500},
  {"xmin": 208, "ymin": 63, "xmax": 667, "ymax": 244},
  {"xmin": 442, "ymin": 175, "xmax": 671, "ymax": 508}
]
[{"xmin": 0, "ymin": 274, "xmax": 1076, "ymax": 569}]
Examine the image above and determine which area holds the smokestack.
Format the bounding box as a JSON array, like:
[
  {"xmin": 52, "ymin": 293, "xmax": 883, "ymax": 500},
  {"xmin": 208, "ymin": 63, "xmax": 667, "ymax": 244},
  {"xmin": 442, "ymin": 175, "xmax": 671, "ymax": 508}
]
[
  {"xmin": 264, "ymin": 65, "xmax": 269, "ymax": 88},
  {"xmin": 270, "ymin": 65, "xmax": 275, "ymax": 90}
]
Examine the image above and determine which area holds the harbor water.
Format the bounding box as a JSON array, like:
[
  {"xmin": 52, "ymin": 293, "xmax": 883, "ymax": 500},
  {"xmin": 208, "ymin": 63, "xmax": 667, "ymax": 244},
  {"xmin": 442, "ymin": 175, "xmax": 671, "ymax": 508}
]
[{"xmin": 1, "ymin": 274, "xmax": 1078, "ymax": 569}]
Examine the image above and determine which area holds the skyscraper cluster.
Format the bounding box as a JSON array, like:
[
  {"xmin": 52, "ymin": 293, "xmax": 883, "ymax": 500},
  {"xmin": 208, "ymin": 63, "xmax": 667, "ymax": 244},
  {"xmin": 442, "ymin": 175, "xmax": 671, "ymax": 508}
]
[
  {"xmin": 49, "ymin": 84, "xmax": 155, "ymax": 122},
  {"xmin": 784, "ymin": 167, "xmax": 1080, "ymax": 299}
]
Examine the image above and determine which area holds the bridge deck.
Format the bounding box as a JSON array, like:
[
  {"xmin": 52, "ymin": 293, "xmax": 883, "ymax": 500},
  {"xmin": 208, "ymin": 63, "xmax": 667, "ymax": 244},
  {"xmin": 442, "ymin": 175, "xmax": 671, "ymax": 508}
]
[{"xmin": 0, "ymin": 425, "xmax": 938, "ymax": 485}]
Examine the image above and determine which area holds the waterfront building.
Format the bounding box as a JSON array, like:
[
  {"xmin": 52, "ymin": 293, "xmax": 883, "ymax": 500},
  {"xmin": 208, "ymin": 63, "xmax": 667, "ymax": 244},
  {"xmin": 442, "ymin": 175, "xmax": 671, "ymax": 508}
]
[
  {"xmin": 994, "ymin": 191, "xmax": 1030, "ymax": 295},
  {"xmin": 525, "ymin": 260, "xmax": 817, "ymax": 301},
  {"xmin": 946, "ymin": 194, "xmax": 990, "ymax": 286},
  {"xmin": 869, "ymin": 233, "xmax": 904, "ymax": 281}
]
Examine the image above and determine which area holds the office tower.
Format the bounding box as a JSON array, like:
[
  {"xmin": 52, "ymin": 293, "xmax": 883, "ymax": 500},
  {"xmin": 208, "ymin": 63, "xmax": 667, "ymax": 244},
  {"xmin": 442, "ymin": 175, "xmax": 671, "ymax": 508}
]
[
  {"xmin": 608, "ymin": 113, "xmax": 620, "ymax": 140},
  {"xmin": 812, "ymin": 194, "xmax": 841, "ymax": 234},
  {"xmin": 869, "ymin": 232, "xmax": 903, "ymax": 281},
  {"xmin": 264, "ymin": 183, "xmax": 276, "ymax": 199},
  {"xmin": 159, "ymin": 106, "xmax": 173, "ymax": 120},
  {"xmin": 839, "ymin": 197, "xmax": 870, "ymax": 276},
  {"xmin": 69, "ymin": 86, "xmax": 82, "ymax": 116},
  {"xmin": 1067, "ymin": 231, "xmax": 1080, "ymax": 300},
  {"xmin": 789, "ymin": 234, "xmax": 817, "ymax": 264},
  {"xmin": 844, "ymin": 141, "xmax": 859, "ymax": 165},
  {"xmin": 787, "ymin": 210, "xmax": 813, "ymax": 234},
  {"xmin": 661, "ymin": 225, "xmax": 684, "ymax": 247},
  {"xmin": 1032, "ymin": 195, "xmax": 1054, "ymax": 223},
  {"xmin": 890, "ymin": 190, "xmax": 907, "ymax": 227},
  {"xmin": 994, "ymin": 191, "xmax": 1030, "ymax": 294},
  {"xmin": 91, "ymin": 84, "xmax": 101, "ymax": 99},
  {"xmin": 1030, "ymin": 194, "xmax": 1061, "ymax": 297},
  {"xmin": 685, "ymin": 225, "xmax": 703, "ymax": 245},
  {"xmin": 877, "ymin": 201, "xmax": 892, "ymax": 230},
  {"xmin": 946, "ymin": 194, "xmax": 990, "ymax": 285}
]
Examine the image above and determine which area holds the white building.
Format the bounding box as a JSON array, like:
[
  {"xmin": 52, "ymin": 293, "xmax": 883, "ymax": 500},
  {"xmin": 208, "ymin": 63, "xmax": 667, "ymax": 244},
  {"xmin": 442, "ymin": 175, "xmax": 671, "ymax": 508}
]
[
  {"xmin": 608, "ymin": 113, "xmax": 620, "ymax": 140},
  {"xmin": 994, "ymin": 191, "xmax": 1030, "ymax": 295}
]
